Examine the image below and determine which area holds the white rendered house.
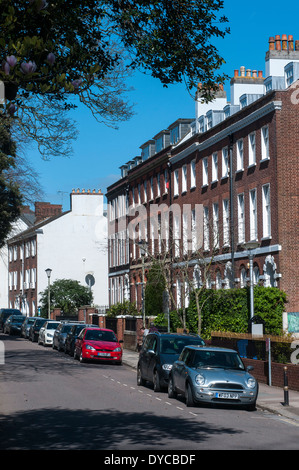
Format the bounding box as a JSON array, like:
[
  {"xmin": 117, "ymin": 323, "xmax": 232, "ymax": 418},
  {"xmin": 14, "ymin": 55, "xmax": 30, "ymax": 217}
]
[{"xmin": 7, "ymin": 189, "xmax": 108, "ymax": 315}]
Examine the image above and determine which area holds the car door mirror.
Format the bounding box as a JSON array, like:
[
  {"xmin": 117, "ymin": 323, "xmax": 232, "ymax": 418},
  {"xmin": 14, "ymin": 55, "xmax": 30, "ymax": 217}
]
[{"xmin": 148, "ymin": 349, "xmax": 156, "ymax": 356}]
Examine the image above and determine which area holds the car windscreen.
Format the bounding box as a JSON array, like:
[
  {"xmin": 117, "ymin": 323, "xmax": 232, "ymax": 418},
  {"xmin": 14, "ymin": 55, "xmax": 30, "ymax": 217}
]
[
  {"xmin": 191, "ymin": 350, "xmax": 245, "ymax": 370},
  {"xmin": 160, "ymin": 336, "xmax": 205, "ymax": 354},
  {"xmin": 60, "ymin": 325, "xmax": 73, "ymax": 333},
  {"xmin": 85, "ymin": 330, "xmax": 117, "ymax": 342},
  {"xmin": 35, "ymin": 319, "xmax": 46, "ymax": 326},
  {"xmin": 47, "ymin": 323, "xmax": 60, "ymax": 329},
  {"xmin": 11, "ymin": 316, "xmax": 26, "ymax": 323}
]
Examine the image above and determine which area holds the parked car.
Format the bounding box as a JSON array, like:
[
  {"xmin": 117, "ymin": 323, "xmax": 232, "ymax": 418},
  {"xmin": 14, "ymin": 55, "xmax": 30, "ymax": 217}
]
[
  {"xmin": 38, "ymin": 321, "xmax": 61, "ymax": 346},
  {"xmin": 21, "ymin": 316, "xmax": 40, "ymax": 338},
  {"xmin": 64, "ymin": 323, "xmax": 95, "ymax": 356},
  {"xmin": 73, "ymin": 327, "xmax": 123, "ymax": 364},
  {"xmin": 28, "ymin": 318, "xmax": 47, "ymax": 342},
  {"xmin": 137, "ymin": 332, "xmax": 205, "ymax": 392},
  {"xmin": 3, "ymin": 314, "xmax": 27, "ymax": 335},
  {"xmin": 52, "ymin": 322, "xmax": 79, "ymax": 351},
  {"xmin": 0, "ymin": 308, "xmax": 22, "ymax": 332},
  {"xmin": 168, "ymin": 345, "xmax": 258, "ymax": 411}
]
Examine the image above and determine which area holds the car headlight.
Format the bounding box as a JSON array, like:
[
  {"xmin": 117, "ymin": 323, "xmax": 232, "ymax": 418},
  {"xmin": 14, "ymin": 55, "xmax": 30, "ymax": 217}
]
[
  {"xmin": 246, "ymin": 377, "xmax": 256, "ymax": 389},
  {"xmin": 113, "ymin": 347, "xmax": 122, "ymax": 352},
  {"xmin": 162, "ymin": 364, "xmax": 172, "ymax": 371},
  {"xmin": 85, "ymin": 344, "xmax": 96, "ymax": 351},
  {"xmin": 195, "ymin": 374, "xmax": 205, "ymax": 386}
]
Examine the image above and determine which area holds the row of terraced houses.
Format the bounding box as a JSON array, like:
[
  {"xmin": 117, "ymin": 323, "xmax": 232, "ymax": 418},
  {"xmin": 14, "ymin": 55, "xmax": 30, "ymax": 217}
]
[
  {"xmin": 1, "ymin": 34, "xmax": 299, "ymax": 331},
  {"xmin": 106, "ymin": 34, "xmax": 299, "ymax": 329}
]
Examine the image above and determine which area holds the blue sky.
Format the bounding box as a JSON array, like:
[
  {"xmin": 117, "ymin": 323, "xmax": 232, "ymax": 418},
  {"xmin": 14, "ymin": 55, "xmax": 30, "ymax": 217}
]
[{"xmin": 26, "ymin": 0, "xmax": 298, "ymax": 210}]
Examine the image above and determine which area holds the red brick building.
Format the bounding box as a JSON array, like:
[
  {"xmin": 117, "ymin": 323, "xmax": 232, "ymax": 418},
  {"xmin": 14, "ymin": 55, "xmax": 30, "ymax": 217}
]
[{"xmin": 106, "ymin": 35, "xmax": 299, "ymax": 328}]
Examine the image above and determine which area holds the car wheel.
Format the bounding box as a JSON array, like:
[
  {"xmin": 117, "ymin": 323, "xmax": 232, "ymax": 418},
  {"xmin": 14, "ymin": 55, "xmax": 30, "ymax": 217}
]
[
  {"xmin": 168, "ymin": 375, "xmax": 177, "ymax": 399},
  {"xmin": 153, "ymin": 370, "xmax": 161, "ymax": 392},
  {"xmin": 185, "ymin": 382, "xmax": 195, "ymax": 407},
  {"xmin": 246, "ymin": 400, "xmax": 257, "ymax": 411},
  {"xmin": 137, "ymin": 364, "xmax": 145, "ymax": 386},
  {"xmin": 79, "ymin": 352, "xmax": 86, "ymax": 363}
]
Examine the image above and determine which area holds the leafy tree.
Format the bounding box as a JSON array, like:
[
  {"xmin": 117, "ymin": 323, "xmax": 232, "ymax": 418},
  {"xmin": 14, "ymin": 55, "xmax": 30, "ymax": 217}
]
[
  {"xmin": 145, "ymin": 261, "xmax": 166, "ymax": 316},
  {"xmin": 0, "ymin": 0, "xmax": 229, "ymax": 117},
  {"xmin": 0, "ymin": 123, "xmax": 22, "ymax": 246},
  {"xmin": 39, "ymin": 278, "xmax": 93, "ymax": 317}
]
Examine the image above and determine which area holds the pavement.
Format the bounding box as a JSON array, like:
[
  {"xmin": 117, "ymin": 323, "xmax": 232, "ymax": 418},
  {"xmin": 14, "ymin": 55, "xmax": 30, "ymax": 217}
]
[{"xmin": 122, "ymin": 348, "xmax": 299, "ymax": 423}]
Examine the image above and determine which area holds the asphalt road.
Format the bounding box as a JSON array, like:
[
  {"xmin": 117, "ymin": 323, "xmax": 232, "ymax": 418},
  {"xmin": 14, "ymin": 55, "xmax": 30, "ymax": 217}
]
[{"xmin": 0, "ymin": 333, "xmax": 299, "ymax": 452}]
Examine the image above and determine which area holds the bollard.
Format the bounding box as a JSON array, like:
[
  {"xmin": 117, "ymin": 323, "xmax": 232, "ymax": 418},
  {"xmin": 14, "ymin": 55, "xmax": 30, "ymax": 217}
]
[{"xmin": 283, "ymin": 366, "xmax": 289, "ymax": 406}]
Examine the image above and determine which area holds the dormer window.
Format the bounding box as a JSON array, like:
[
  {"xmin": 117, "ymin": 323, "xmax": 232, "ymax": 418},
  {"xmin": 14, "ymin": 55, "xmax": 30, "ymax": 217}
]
[{"xmin": 285, "ymin": 64, "xmax": 294, "ymax": 87}]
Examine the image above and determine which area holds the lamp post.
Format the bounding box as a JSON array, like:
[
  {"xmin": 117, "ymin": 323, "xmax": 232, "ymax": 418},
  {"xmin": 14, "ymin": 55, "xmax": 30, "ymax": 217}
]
[
  {"xmin": 242, "ymin": 241, "xmax": 260, "ymax": 320},
  {"xmin": 138, "ymin": 241, "xmax": 148, "ymax": 328},
  {"xmin": 45, "ymin": 268, "xmax": 52, "ymax": 319}
]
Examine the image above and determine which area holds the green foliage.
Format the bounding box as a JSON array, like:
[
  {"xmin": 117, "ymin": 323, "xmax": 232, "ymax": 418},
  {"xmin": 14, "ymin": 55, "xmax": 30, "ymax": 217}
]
[
  {"xmin": 145, "ymin": 261, "xmax": 166, "ymax": 316},
  {"xmin": 107, "ymin": 300, "xmax": 138, "ymax": 317},
  {"xmin": 0, "ymin": 0, "xmax": 229, "ymax": 109},
  {"xmin": 0, "ymin": 124, "xmax": 22, "ymax": 247},
  {"xmin": 39, "ymin": 278, "xmax": 93, "ymax": 317},
  {"xmin": 155, "ymin": 287, "xmax": 287, "ymax": 339}
]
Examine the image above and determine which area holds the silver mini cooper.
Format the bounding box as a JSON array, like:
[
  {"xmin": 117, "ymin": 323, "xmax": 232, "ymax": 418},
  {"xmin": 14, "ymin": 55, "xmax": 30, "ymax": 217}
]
[{"xmin": 168, "ymin": 345, "xmax": 258, "ymax": 410}]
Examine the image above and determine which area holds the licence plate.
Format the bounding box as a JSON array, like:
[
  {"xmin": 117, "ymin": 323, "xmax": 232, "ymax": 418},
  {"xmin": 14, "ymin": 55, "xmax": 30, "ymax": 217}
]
[
  {"xmin": 215, "ymin": 392, "xmax": 239, "ymax": 399},
  {"xmin": 98, "ymin": 352, "xmax": 111, "ymax": 357}
]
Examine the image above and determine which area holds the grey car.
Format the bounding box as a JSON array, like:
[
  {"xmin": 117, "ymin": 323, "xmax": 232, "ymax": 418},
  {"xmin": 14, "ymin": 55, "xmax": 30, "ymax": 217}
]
[{"xmin": 168, "ymin": 345, "xmax": 258, "ymax": 411}]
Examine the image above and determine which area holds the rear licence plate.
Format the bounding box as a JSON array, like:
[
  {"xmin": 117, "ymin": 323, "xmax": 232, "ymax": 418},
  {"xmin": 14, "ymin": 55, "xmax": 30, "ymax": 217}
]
[
  {"xmin": 215, "ymin": 392, "xmax": 239, "ymax": 399},
  {"xmin": 98, "ymin": 352, "xmax": 111, "ymax": 357}
]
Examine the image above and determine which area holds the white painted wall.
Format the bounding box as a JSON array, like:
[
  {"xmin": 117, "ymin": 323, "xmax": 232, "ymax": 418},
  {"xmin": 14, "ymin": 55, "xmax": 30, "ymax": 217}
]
[{"xmin": 36, "ymin": 192, "xmax": 108, "ymax": 308}]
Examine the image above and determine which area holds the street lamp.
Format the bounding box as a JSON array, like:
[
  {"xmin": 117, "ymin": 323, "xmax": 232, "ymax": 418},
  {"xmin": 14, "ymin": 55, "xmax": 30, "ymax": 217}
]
[
  {"xmin": 242, "ymin": 241, "xmax": 260, "ymax": 321},
  {"xmin": 138, "ymin": 241, "xmax": 148, "ymax": 328},
  {"xmin": 45, "ymin": 268, "xmax": 52, "ymax": 319}
]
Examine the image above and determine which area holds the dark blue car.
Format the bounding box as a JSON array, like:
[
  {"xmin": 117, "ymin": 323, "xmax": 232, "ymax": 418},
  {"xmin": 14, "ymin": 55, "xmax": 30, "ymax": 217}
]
[{"xmin": 137, "ymin": 332, "xmax": 205, "ymax": 392}]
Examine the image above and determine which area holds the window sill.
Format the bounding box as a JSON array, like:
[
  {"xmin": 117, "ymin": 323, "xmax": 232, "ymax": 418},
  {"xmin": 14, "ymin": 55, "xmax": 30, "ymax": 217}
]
[
  {"xmin": 247, "ymin": 163, "xmax": 256, "ymax": 169},
  {"xmin": 260, "ymin": 157, "xmax": 270, "ymax": 163}
]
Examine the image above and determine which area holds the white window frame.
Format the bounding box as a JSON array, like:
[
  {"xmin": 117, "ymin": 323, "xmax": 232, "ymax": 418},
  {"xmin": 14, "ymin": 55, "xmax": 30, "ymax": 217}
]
[
  {"xmin": 203, "ymin": 206, "xmax": 209, "ymax": 251},
  {"xmin": 222, "ymin": 199, "xmax": 230, "ymax": 246},
  {"xmin": 262, "ymin": 183, "xmax": 271, "ymax": 238},
  {"xmin": 249, "ymin": 189, "xmax": 258, "ymax": 240},
  {"xmin": 222, "ymin": 147, "xmax": 229, "ymax": 178},
  {"xmin": 236, "ymin": 139, "xmax": 244, "ymax": 171},
  {"xmin": 190, "ymin": 159, "xmax": 196, "ymax": 189},
  {"xmin": 212, "ymin": 202, "xmax": 219, "ymax": 249},
  {"xmin": 261, "ymin": 126, "xmax": 269, "ymax": 161},
  {"xmin": 212, "ymin": 152, "xmax": 218, "ymax": 182},
  {"xmin": 174, "ymin": 169, "xmax": 179, "ymax": 196},
  {"xmin": 237, "ymin": 193, "xmax": 245, "ymax": 244},
  {"xmin": 248, "ymin": 132, "xmax": 256, "ymax": 166},
  {"xmin": 202, "ymin": 157, "xmax": 208, "ymax": 186},
  {"xmin": 182, "ymin": 164, "xmax": 187, "ymax": 193}
]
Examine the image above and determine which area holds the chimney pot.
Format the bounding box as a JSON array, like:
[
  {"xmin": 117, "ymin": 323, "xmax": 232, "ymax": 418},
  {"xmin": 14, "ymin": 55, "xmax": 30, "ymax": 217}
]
[
  {"xmin": 252, "ymin": 70, "xmax": 257, "ymax": 78},
  {"xmin": 240, "ymin": 66, "xmax": 245, "ymax": 77},
  {"xmin": 258, "ymin": 70, "xmax": 263, "ymax": 78},
  {"xmin": 246, "ymin": 69, "xmax": 251, "ymax": 77},
  {"xmin": 275, "ymin": 35, "xmax": 281, "ymax": 51},
  {"xmin": 282, "ymin": 34, "xmax": 288, "ymax": 50},
  {"xmin": 295, "ymin": 40, "xmax": 299, "ymax": 51},
  {"xmin": 288, "ymin": 35, "xmax": 294, "ymax": 51},
  {"xmin": 269, "ymin": 37, "xmax": 275, "ymax": 51},
  {"xmin": 234, "ymin": 69, "xmax": 239, "ymax": 77}
]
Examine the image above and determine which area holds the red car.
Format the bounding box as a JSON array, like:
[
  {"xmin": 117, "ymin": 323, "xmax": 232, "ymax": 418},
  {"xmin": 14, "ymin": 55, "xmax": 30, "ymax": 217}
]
[{"xmin": 73, "ymin": 327, "xmax": 123, "ymax": 364}]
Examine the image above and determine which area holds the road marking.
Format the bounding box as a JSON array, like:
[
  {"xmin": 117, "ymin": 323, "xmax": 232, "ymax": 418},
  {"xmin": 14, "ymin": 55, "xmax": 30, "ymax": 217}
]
[
  {"xmin": 165, "ymin": 401, "xmax": 172, "ymax": 406},
  {"xmin": 176, "ymin": 406, "xmax": 184, "ymax": 410},
  {"xmin": 156, "ymin": 397, "xmax": 162, "ymax": 401}
]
